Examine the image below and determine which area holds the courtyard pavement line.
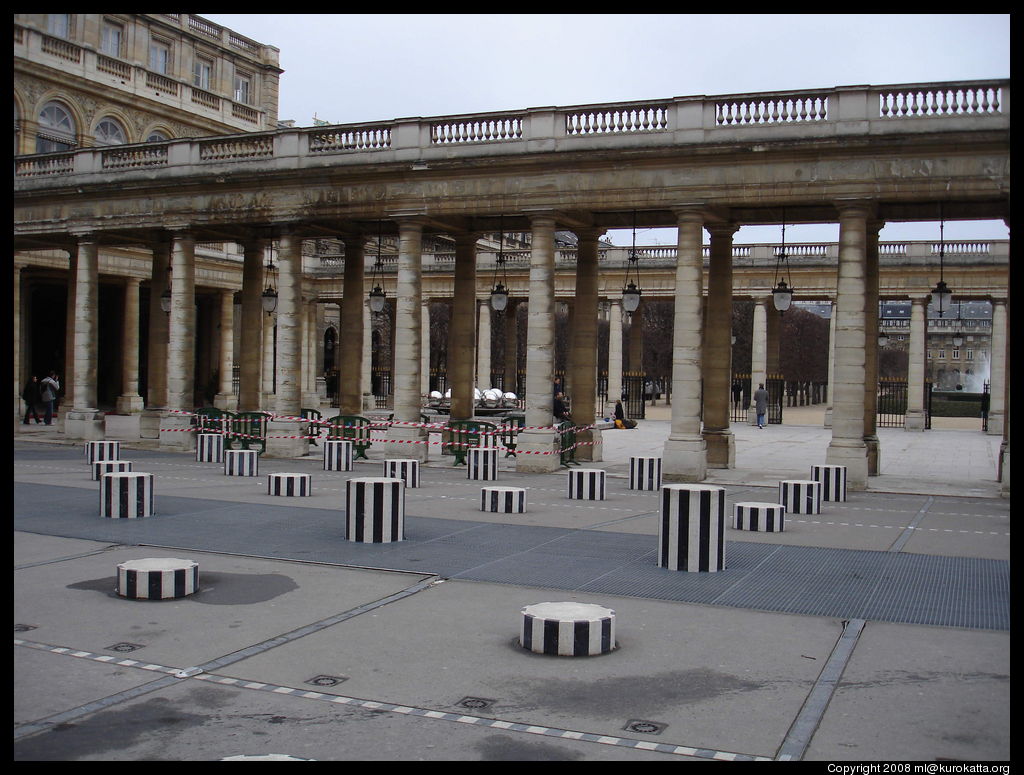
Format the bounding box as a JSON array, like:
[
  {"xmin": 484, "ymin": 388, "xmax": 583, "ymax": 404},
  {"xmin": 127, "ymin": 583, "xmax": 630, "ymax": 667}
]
[{"xmin": 888, "ymin": 495, "xmax": 934, "ymax": 552}]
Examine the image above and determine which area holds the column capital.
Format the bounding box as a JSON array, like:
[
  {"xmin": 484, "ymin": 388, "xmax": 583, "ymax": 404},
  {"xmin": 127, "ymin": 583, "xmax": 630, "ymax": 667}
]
[
  {"xmin": 834, "ymin": 198, "xmax": 877, "ymax": 219},
  {"xmin": 706, "ymin": 222, "xmax": 740, "ymax": 239},
  {"xmin": 671, "ymin": 204, "xmax": 707, "ymax": 224},
  {"xmin": 572, "ymin": 226, "xmax": 605, "ymax": 243}
]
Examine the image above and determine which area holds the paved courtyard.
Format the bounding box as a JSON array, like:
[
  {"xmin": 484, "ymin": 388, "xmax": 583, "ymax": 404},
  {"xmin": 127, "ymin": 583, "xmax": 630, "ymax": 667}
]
[{"xmin": 13, "ymin": 409, "xmax": 1010, "ymax": 761}]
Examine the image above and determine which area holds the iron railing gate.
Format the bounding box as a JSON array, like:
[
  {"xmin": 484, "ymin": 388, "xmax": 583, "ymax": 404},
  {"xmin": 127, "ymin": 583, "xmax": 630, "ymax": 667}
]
[
  {"xmin": 731, "ymin": 375, "xmax": 751, "ymax": 423},
  {"xmin": 623, "ymin": 371, "xmax": 646, "ymax": 419},
  {"xmin": 877, "ymin": 379, "xmax": 908, "ymax": 427}
]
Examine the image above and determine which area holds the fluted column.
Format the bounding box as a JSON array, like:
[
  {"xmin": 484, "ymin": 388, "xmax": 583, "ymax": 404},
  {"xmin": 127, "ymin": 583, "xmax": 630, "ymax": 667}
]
[
  {"xmin": 213, "ymin": 289, "xmax": 237, "ymax": 411},
  {"xmin": 450, "ymin": 233, "xmax": 477, "ymax": 420},
  {"xmin": 116, "ymin": 277, "xmax": 145, "ymax": 414},
  {"xmin": 607, "ymin": 300, "xmax": 623, "ymax": 403},
  {"xmin": 662, "ymin": 207, "xmax": 707, "ymax": 482},
  {"xmin": 987, "ymin": 298, "xmax": 1007, "ymax": 436},
  {"xmin": 477, "ymin": 300, "xmax": 492, "ymax": 389},
  {"xmin": 703, "ymin": 223, "xmax": 738, "ymax": 467},
  {"xmin": 904, "ymin": 296, "xmax": 928, "ymax": 431},
  {"xmin": 749, "ymin": 299, "xmax": 768, "ymax": 425},
  {"xmin": 572, "ymin": 227, "xmax": 602, "ymax": 461},
  {"xmin": 864, "ymin": 220, "xmax": 883, "ymax": 474},
  {"xmin": 339, "ymin": 235, "xmax": 365, "ymax": 415},
  {"xmin": 387, "ymin": 219, "xmax": 427, "ymax": 460}
]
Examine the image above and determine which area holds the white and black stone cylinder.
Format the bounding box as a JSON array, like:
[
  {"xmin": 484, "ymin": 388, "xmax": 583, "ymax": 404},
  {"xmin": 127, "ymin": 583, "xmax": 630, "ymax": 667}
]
[
  {"xmin": 268, "ymin": 472, "xmax": 312, "ymax": 496},
  {"xmin": 92, "ymin": 460, "xmax": 133, "ymax": 481},
  {"xmin": 196, "ymin": 433, "xmax": 224, "ymax": 463},
  {"xmin": 733, "ymin": 502, "xmax": 786, "ymax": 532},
  {"xmin": 481, "ymin": 485, "xmax": 527, "ymax": 514},
  {"xmin": 811, "ymin": 464, "xmax": 848, "ymax": 502},
  {"xmin": 779, "ymin": 479, "xmax": 822, "ymax": 514},
  {"xmin": 519, "ymin": 602, "xmax": 616, "ymax": 656},
  {"xmin": 117, "ymin": 558, "xmax": 199, "ymax": 600},
  {"xmin": 224, "ymin": 449, "xmax": 258, "ymax": 477},
  {"xmin": 567, "ymin": 468, "xmax": 606, "ymax": 500},
  {"xmin": 323, "ymin": 440, "xmax": 354, "ymax": 471},
  {"xmin": 384, "ymin": 458, "xmax": 420, "ymax": 488},
  {"xmin": 100, "ymin": 472, "xmax": 154, "ymax": 519},
  {"xmin": 659, "ymin": 484, "xmax": 726, "ymax": 572},
  {"xmin": 86, "ymin": 440, "xmax": 120, "ymax": 464},
  {"xmin": 345, "ymin": 477, "xmax": 405, "ymax": 543},
  {"xmin": 629, "ymin": 456, "xmax": 662, "ymax": 491},
  {"xmin": 467, "ymin": 447, "xmax": 498, "ymax": 480}
]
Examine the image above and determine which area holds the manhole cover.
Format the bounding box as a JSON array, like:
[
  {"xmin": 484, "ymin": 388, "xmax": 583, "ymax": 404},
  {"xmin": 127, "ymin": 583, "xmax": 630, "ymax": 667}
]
[
  {"xmin": 14, "ymin": 624, "xmax": 37, "ymax": 632},
  {"xmin": 624, "ymin": 719, "xmax": 666, "ymax": 735},
  {"xmin": 304, "ymin": 675, "xmax": 347, "ymax": 687},
  {"xmin": 457, "ymin": 697, "xmax": 494, "ymax": 710},
  {"xmin": 105, "ymin": 642, "xmax": 145, "ymax": 653}
]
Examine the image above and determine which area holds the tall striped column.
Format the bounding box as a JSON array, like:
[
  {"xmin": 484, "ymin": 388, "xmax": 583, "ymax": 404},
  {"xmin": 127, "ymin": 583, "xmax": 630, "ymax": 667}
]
[
  {"xmin": 100, "ymin": 472, "xmax": 154, "ymax": 519},
  {"xmin": 519, "ymin": 602, "xmax": 616, "ymax": 656},
  {"xmin": 345, "ymin": 477, "xmax": 405, "ymax": 543},
  {"xmin": 811, "ymin": 464, "xmax": 848, "ymax": 502},
  {"xmin": 659, "ymin": 484, "xmax": 726, "ymax": 572},
  {"xmin": 117, "ymin": 558, "xmax": 199, "ymax": 599},
  {"xmin": 567, "ymin": 468, "xmax": 606, "ymax": 500}
]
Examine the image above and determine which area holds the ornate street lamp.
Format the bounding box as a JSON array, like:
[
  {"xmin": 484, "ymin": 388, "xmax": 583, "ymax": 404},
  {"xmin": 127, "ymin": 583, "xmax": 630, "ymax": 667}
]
[
  {"xmin": 621, "ymin": 210, "xmax": 642, "ymax": 314},
  {"xmin": 772, "ymin": 212, "xmax": 794, "ymax": 314},
  {"xmin": 489, "ymin": 214, "xmax": 510, "ymax": 312},
  {"xmin": 261, "ymin": 245, "xmax": 278, "ymax": 315},
  {"xmin": 930, "ymin": 204, "xmax": 952, "ymax": 318},
  {"xmin": 368, "ymin": 221, "xmax": 387, "ymax": 314}
]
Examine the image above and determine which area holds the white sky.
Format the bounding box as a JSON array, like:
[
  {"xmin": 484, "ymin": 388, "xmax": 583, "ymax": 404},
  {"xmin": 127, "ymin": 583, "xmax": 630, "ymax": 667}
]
[{"xmin": 200, "ymin": 13, "xmax": 1010, "ymax": 245}]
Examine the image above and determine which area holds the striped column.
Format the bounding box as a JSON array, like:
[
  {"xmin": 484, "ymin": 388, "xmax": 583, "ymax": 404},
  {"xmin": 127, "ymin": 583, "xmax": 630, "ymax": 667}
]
[
  {"xmin": 481, "ymin": 486, "xmax": 527, "ymax": 514},
  {"xmin": 733, "ymin": 502, "xmax": 786, "ymax": 532},
  {"xmin": 345, "ymin": 477, "xmax": 405, "ymax": 543},
  {"xmin": 92, "ymin": 460, "xmax": 132, "ymax": 481},
  {"xmin": 567, "ymin": 468, "xmax": 606, "ymax": 500},
  {"xmin": 196, "ymin": 433, "xmax": 224, "ymax": 463},
  {"xmin": 779, "ymin": 480, "xmax": 822, "ymax": 514},
  {"xmin": 659, "ymin": 484, "xmax": 726, "ymax": 572},
  {"xmin": 100, "ymin": 472, "xmax": 154, "ymax": 519},
  {"xmin": 467, "ymin": 447, "xmax": 498, "ymax": 480},
  {"xmin": 811, "ymin": 464, "xmax": 848, "ymax": 502},
  {"xmin": 384, "ymin": 459, "xmax": 420, "ymax": 488},
  {"xmin": 86, "ymin": 440, "xmax": 120, "ymax": 464},
  {"xmin": 519, "ymin": 602, "xmax": 616, "ymax": 656},
  {"xmin": 629, "ymin": 456, "xmax": 662, "ymax": 491},
  {"xmin": 323, "ymin": 440, "xmax": 354, "ymax": 471},
  {"xmin": 224, "ymin": 449, "xmax": 259, "ymax": 477},
  {"xmin": 268, "ymin": 472, "xmax": 312, "ymax": 496},
  {"xmin": 117, "ymin": 558, "xmax": 199, "ymax": 599}
]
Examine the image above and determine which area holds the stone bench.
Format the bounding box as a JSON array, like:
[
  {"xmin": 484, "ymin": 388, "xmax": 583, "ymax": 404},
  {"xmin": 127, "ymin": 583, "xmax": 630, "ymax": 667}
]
[
  {"xmin": 100, "ymin": 472, "xmax": 154, "ymax": 519},
  {"xmin": 92, "ymin": 460, "xmax": 133, "ymax": 481},
  {"xmin": 659, "ymin": 484, "xmax": 726, "ymax": 572},
  {"xmin": 567, "ymin": 468, "xmax": 606, "ymax": 500},
  {"xmin": 224, "ymin": 449, "xmax": 259, "ymax": 477},
  {"xmin": 268, "ymin": 472, "xmax": 312, "ymax": 496},
  {"xmin": 384, "ymin": 458, "xmax": 420, "ymax": 488},
  {"xmin": 345, "ymin": 477, "xmax": 405, "ymax": 543},
  {"xmin": 86, "ymin": 440, "xmax": 120, "ymax": 464},
  {"xmin": 629, "ymin": 456, "xmax": 662, "ymax": 490},
  {"xmin": 467, "ymin": 447, "xmax": 498, "ymax": 481},
  {"xmin": 117, "ymin": 558, "xmax": 199, "ymax": 600},
  {"xmin": 519, "ymin": 602, "xmax": 616, "ymax": 656},
  {"xmin": 811, "ymin": 464, "xmax": 848, "ymax": 502},
  {"xmin": 779, "ymin": 479, "xmax": 822, "ymax": 515},
  {"xmin": 733, "ymin": 502, "xmax": 786, "ymax": 532},
  {"xmin": 481, "ymin": 485, "xmax": 527, "ymax": 513},
  {"xmin": 323, "ymin": 440, "xmax": 354, "ymax": 472},
  {"xmin": 196, "ymin": 433, "xmax": 224, "ymax": 463}
]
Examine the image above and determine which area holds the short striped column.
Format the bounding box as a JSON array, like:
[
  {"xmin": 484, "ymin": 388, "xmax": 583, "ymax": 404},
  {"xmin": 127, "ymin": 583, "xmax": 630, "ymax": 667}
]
[
  {"xmin": 323, "ymin": 440, "xmax": 354, "ymax": 471},
  {"xmin": 481, "ymin": 486, "xmax": 526, "ymax": 513},
  {"xmin": 345, "ymin": 477, "xmax": 405, "ymax": 543},
  {"xmin": 811, "ymin": 464, "xmax": 848, "ymax": 502},
  {"xmin": 196, "ymin": 433, "xmax": 224, "ymax": 463},
  {"xmin": 268, "ymin": 472, "xmax": 312, "ymax": 496},
  {"xmin": 467, "ymin": 447, "xmax": 498, "ymax": 480},
  {"xmin": 117, "ymin": 558, "xmax": 199, "ymax": 600},
  {"xmin": 519, "ymin": 602, "xmax": 616, "ymax": 656},
  {"xmin": 567, "ymin": 468, "xmax": 606, "ymax": 500},
  {"xmin": 92, "ymin": 460, "xmax": 133, "ymax": 481},
  {"xmin": 100, "ymin": 472, "xmax": 154, "ymax": 519},
  {"xmin": 629, "ymin": 456, "xmax": 662, "ymax": 491},
  {"xmin": 384, "ymin": 459, "xmax": 420, "ymax": 488},
  {"xmin": 779, "ymin": 480, "xmax": 822, "ymax": 515},
  {"xmin": 224, "ymin": 449, "xmax": 258, "ymax": 477},
  {"xmin": 86, "ymin": 440, "xmax": 120, "ymax": 464},
  {"xmin": 733, "ymin": 502, "xmax": 786, "ymax": 532},
  {"xmin": 659, "ymin": 484, "xmax": 726, "ymax": 572}
]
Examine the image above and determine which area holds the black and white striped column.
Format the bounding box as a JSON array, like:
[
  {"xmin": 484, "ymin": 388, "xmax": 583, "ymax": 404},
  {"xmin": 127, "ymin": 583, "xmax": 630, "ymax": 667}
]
[
  {"xmin": 86, "ymin": 440, "xmax": 120, "ymax": 464},
  {"xmin": 811, "ymin": 464, "xmax": 848, "ymax": 502},
  {"xmin": 467, "ymin": 447, "xmax": 498, "ymax": 480},
  {"xmin": 92, "ymin": 460, "xmax": 133, "ymax": 481},
  {"xmin": 733, "ymin": 502, "xmax": 786, "ymax": 532},
  {"xmin": 629, "ymin": 456, "xmax": 662, "ymax": 491},
  {"xmin": 117, "ymin": 558, "xmax": 199, "ymax": 599},
  {"xmin": 567, "ymin": 468, "xmax": 606, "ymax": 500},
  {"xmin": 268, "ymin": 472, "xmax": 312, "ymax": 496},
  {"xmin": 100, "ymin": 472, "xmax": 154, "ymax": 519},
  {"xmin": 224, "ymin": 449, "xmax": 258, "ymax": 477},
  {"xmin": 384, "ymin": 459, "xmax": 420, "ymax": 488},
  {"xmin": 196, "ymin": 433, "xmax": 224, "ymax": 463},
  {"xmin": 659, "ymin": 484, "xmax": 726, "ymax": 572},
  {"xmin": 345, "ymin": 477, "xmax": 405, "ymax": 543},
  {"xmin": 779, "ymin": 479, "xmax": 822, "ymax": 514},
  {"xmin": 519, "ymin": 602, "xmax": 616, "ymax": 656},
  {"xmin": 481, "ymin": 486, "xmax": 527, "ymax": 513},
  {"xmin": 323, "ymin": 440, "xmax": 354, "ymax": 471}
]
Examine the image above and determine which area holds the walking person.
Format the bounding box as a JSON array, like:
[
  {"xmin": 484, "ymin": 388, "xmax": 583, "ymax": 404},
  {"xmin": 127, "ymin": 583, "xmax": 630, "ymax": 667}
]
[
  {"xmin": 753, "ymin": 382, "xmax": 769, "ymax": 429},
  {"xmin": 21, "ymin": 375, "xmax": 42, "ymax": 424},
  {"xmin": 40, "ymin": 371, "xmax": 60, "ymax": 426}
]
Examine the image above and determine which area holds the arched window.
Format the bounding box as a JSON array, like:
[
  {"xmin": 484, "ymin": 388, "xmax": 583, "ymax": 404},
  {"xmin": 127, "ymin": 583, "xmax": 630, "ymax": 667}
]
[
  {"xmin": 94, "ymin": 116, "xmax": 127, "ymax": 146},
  {"xmin": 36, "ymin": 101, "xmax": 76, "ymax": 153},
  {"xmin": 146, "ymin": 129, "xmax": 170, "ymax": 143}
]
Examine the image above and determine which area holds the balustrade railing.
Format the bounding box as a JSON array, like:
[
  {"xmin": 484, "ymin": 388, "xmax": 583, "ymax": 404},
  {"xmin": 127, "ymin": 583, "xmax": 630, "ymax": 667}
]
[
  {"xmin": 310, "ymin": 125, "xmax": 392, "ymax": 153},
  {"xmin": 431, "ymin": 116, "xmax": 523, "ymax": 144},
  {"xmin": 716, "ymin": 93, "xmax": 829, "ymax": 125},
  {"xmin": 564, "ymin": 104, "xmax": 669, "ymax": 135},
  {"xmin": 878, "ymin": 84, "xmax": 1002, "ymax": 118}
]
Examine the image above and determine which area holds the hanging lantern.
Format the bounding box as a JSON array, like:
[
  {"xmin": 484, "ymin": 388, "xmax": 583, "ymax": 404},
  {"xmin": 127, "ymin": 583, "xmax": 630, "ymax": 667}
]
[
  {"xmin": 368, "ymin": 221, "xmax": 387, "ymax": 313},
  {"xmin": 490, "ymin": 214, "xmax": 510, "ymax": 312},
  {"xmin": 930, "ymin": 205, "xmax": 953, "ymax": 318},
  {"xmin": 622, "ymin": 209, "xmax": 642, "ymax": 314},
  {"xmin": 772, "ymin": 214, "xmax": 794, "ymax": 314}
]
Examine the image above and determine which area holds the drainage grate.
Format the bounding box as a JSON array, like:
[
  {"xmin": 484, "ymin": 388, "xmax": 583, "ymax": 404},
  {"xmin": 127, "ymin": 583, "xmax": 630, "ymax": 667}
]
[
  {"xmin": 304, "ymin": 675, "xmax": 347, "ymax": 688},
  {"xmin": 624, "ymin": 719, "xmax": 666, "ymax": 735},
  {"xmin": 105, "ymin": 642, "xmax": 145, "ymax": 653},
  {"xmin": 456, "ymin": 697, "xmax": 494, "ymax": 711},
  {"xmin": 14, "ymin": 624, "xmax": 37, "ymax": 632}
]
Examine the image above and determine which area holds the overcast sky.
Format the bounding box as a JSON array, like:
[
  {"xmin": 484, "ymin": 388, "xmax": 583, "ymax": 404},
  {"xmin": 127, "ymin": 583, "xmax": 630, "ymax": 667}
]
[{"xmin": 199, "ymin": 13, "xmax": 1010, "ymax": 245}]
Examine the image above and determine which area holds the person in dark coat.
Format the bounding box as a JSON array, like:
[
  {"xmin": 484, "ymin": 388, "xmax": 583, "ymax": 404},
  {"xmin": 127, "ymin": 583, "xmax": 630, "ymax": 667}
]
[
  {"xmin": 40, "ymin": 371, "xmax": 60, "ymax": 426},
  {"xmin": 553, "ymin": 392, "xmax": 571, "ymax": 423},
  {"xmin": 22, "ymin": 375, "xmax": 42, "ymax": 424},
  {"xmin": 753, "ymin": 383, "xmax": 769, "ymax": 429}
]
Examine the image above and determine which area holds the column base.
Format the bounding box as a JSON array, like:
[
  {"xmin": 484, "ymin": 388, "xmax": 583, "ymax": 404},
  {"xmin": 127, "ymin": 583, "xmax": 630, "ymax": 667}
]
[
  {"xmin": 823, "ymin": 407, "xmax": 833, "ymax": 428},
  {"xmin": 140, "ymin": 408, "xmax": 164, "ymax": 439},
  {"xmin": 998, "ymin": 442, "xmax": 1010, "ymax": 497},
  {"xmin": 265, "ymin": 419, "xmax": 310, "ymax": 459},
  {"xmin": 104, "ymin": 413, "xmax": 141, "ymax": 440},
  {"xmin": 385, "ymin": 424, "xmax": 428, "ymax": 462},
  {"xmin": 825, "ymin": 440, "xmax": 868, "ymax": 490},
  {"xmin": 116, "ymin": 394, "xmax": 145, "ymax": 414},
  {"xmin": 159, "ymin": 412, "xmax": 195, "ymax": 451},
  {"xmin": 64, "ymin": 410, "xmax": 105, "ymax": 441},
  {"xmin": 301, "ymin": 392, "xmax": 320, "ymax": 411},
  {"xmin": 904, "ymin": 410, "xmax": 927, "ymax": 431},
  {"xmin": 573, "ymin": 427, "xmax": 603, "ymax": 462},
  {"xmin": 515, "ymin": 428, "xmax": 562, "ymax": 473},
  {"xmin": 987, "ymin": 411, "xmax": 1004, "ymax": 436},
  {"xmin": 213, "ymin": 392, "xmax": 238, "ymax": 412},
  {"xmin": 703, "ymin": 429, "xmax": 735, "ymax": 469},
  {"xmin": 865, "ymin": 434, "xmax": 880, "ymax": 476},
  {"xmin": 662, "ymin": 435, "xmax": 708, "ymax": 483}
]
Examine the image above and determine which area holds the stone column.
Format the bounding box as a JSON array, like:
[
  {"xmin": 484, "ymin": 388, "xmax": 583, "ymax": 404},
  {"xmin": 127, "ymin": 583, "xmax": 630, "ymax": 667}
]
[
  {"xmin": 703, "ymin": 223, "xmax": 738, "ymax": 467},
  {"xmin": 339, "ymin": 235, "xmax": 365, "ymax": 415},
  {"xmin": 262, "ymin": 314, "xmax": 276, "ymax": 402},
  {"xmin": 140, "ymin": 240, "xmax": 170, "ymax": 438},
  {"xmin": 662, "ymin": 208, "xmax": 707, "ymax": 482},
  {"xmin": 504, "ymin": 299, "xmax": 519, "ymax": 394},
  {"xmin": 477, "ymin": 300, "xmax": 492, "ymax": 389},
  {"xmin": 863, "ymin": 221, "xmax": 883, "ymax": 475},
  {"xmin": 766, "ymin": 303, "xmax": 780, "ymax": 378},
  {"xmin": 214, "ymin": 289, "xmax": 237, "ymax": 411},
  {"xmin": 449, "ymin": 233, "xmax": 477, "ymax": 420},
  {"xmin": 749, "ymin": 299, "xmax": 768, "ymax": 425},
  {"xmin": 607, "ymin": 300, "xmax": 623, "ymax": 403},
  {"xmin": 421, "ymin": 299, "xmax": 431, "ymax": 397},
  {"xmin": 627, "ymin": 299, "xmax": 644, "ymax": 374},
  {"xmin": 571, "ymin": 227, "xmax": 602, "ymax": 461},
  {"xmin": 63, "ymin": 250, "xmax": 77, "ymax": 411},
  {"xmin": 904, "ymin": 296, "xmax": 928, "ymax": 431},
  {"xmin": 267, "ymin": 231, "xmax": 308, "ymax": 457},
  {"xmin": 824, "ymin": 299, "xmax": 836, "ymax": 428},
  {"xmin": 302, "ymin": 296, "xmax": 320, "ymax": 410},
  {"xmin": 362, "ymin": 298, "xmax": 372, "ymax": 407},
  {"xmin": 13, "ymin": 263, "xmax": 24, "ymax": 420},
  {"xmin": 69, "ymin": 235, "xmax": 99, "ymax": 414},
  {"xmin": 516, "ymin": 214, "xmax": 561, "ymax": 472},
  {"xmin": 825, "ymin": 202, "xmax": 872, "ymax": 488},
  {"xmin": 116, "ymin": 277, "xmax": 145, "ymax": 414},
  {"xmin": 237, "ymin": 240, "xmax": 264, "ymax": 412},
  {"xmin": 387, "ymin": 219, "xmax": 427, "ymax": 460},
  {"xmin": 159, "ymin": 230, "xmax": 197, "ymax": 449},
  {"xmin": 987, "ymin": 298, "xmax": 1007, "ymax": 436}
]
